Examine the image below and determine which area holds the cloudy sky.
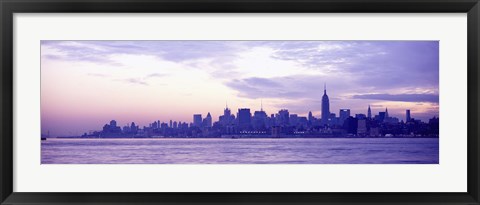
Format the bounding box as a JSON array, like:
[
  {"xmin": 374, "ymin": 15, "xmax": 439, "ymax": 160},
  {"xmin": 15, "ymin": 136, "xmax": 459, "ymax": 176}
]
[{"xmin": 41, "ymin": 41, "xmax": 439, "ymax": 136}]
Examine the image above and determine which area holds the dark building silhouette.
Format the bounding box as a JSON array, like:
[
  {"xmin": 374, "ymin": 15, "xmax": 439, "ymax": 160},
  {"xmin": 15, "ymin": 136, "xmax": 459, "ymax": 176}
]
[
  {"xmin": 308, "ymin": 111, "xmax": 314, "ymax": 123},
  {"xmin": 253, "ymin": 108, "xmax": 268, "ymax": 130},
  {"xmin": 406, "ymin": 109, "xmax": 411, "ymax": 122},
  {"xmin": 321, "ymin": 83, "xmax": 330, "ymax": 125},
  {"xmin": 355, "ymin": 114, "xmax": 366, "ymax": 119},
  {"xmin": 368, "ymin": 105, "xmax": 372, "ymax": 119},
  {"xmin": 339, "ymin": 109, "xmax": 350, "ymax": 125},
  {"xmin": 193, "ymin": 114, "xmax": 202, "ymax": 127},
  {"xmin": 238, "ymin": 108, "xmax": 252, "ymax": 130},
  {"xmin": 219, "ymin": 104, "xmax": 235, "ymax": 126},
  {"xmin": 204, "ymin": 112, "xmax": 212, "ymax": 128},
  {"xmin": 278, "ymin": 109, "xmax": 290, "ymax": 126},
  {"xmin": 343, "ymin": 116, "xmax": 358, "ymax": 134},
  {"xmin": 102, "ymin": 120, "xmax": 122, "ymax": 134},
  {"xmin": 82, "ymin": 84, "xmax": 439, "ymax": 139},
  {"xmin": 376, "ymin": 112, "xmax": 386, "ymax": 122}
]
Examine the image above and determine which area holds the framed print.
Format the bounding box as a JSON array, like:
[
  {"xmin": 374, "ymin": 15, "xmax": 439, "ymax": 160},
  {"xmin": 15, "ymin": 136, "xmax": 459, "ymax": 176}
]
[{"xmin": 1, "ymin": 0, "xmax": 479, "ymax": 204}]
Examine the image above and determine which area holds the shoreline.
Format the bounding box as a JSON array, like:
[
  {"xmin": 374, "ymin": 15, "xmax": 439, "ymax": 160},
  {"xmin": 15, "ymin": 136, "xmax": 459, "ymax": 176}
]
[{"xmin": 45, "ymin": 136, "xmax": 439, "ymax": 139}]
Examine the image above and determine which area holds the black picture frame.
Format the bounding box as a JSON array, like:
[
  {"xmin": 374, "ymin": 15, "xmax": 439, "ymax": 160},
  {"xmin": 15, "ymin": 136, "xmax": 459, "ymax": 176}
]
[{"xmin": 1, "ymin": 0, "xmax": 479, "ymax": 204}]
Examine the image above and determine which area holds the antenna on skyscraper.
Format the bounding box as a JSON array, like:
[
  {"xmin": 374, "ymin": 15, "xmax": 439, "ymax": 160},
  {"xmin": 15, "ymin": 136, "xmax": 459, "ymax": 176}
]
[{"xmin": 261, "ymin": 99, "xmax": 263, "ymax": 111}]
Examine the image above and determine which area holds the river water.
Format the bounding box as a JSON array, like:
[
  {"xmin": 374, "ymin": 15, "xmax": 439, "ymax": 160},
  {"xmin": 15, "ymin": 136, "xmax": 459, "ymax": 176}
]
[{"xmin": 41, "ymin": 138, "xmax": 439, "ymax": 164}]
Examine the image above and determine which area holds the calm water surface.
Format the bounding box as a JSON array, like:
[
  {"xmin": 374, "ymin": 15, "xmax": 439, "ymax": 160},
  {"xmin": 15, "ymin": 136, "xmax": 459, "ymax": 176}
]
[{"xmin": 41, "ymin": 138, "xmax": 439, "ymax": 164}]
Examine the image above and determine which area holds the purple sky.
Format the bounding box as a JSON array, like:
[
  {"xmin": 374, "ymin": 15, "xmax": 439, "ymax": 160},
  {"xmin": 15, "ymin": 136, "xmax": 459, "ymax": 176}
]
[{"xmin": 41, "ymin": 41, "xmax": 439, "ymax": 136}]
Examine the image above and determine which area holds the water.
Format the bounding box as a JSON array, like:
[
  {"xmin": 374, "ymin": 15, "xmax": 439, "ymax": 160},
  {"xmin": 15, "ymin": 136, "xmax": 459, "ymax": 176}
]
[{"xmin": 41, "ymin": 138, "xmax": 439, "ymax": 164}]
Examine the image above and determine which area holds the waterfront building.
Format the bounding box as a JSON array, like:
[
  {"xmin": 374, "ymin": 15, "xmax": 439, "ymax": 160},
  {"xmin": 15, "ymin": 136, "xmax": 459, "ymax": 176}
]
[
  {"xmin": 298, "ymin": 117, "xmax": 308, "ymax": 128},
  {"xmin": 130, "ymin": 122, "xmax": 137, "ymax": 133},
  {"xmin": 219, "ymin": 105, "xmax": 235, "ymax": 126},
  {"xmin": 355, "ymin": 114, "xmax": 366, "ymax": 119},
  {"xmin": 406, "ymin": 109, "xmax": 411, "ymax": 122},
  {"xmin": 378, "ymin": 112, "xmax": 386, "ymax": 122},
  {"xmin": 290, "ymin": 114, "xmax": 299, "ymax": 126},
  {"xmin": 329, "ymin": 113, "xmax": 338, "ymax": 125},
  {"xmin": 238, "ymin": 108, "xmax": 252, "ymax": 130},
  {"xmin": 278, "ymin": 109, "xmax": 290, "ymax": 126},
  {"xmin": 253, "ymin": 110, "xmax": 268, "ymax": 130},
  {"xmin": 343, "ymin": 116, "xmax": 358, "ymax": 134},
  {"xmin": 308, "ymin": 111, "xmax": 314, "ymax": 123},
  {"xmin": 271, "ymin": 126, "xmax": 281, "ymax": 137},
  {"xmin": 193, "ymin": 114, "xmax": 202, "ymax": 127},
  {"xmin": 339, "ymin": 109, "xmax": 350, "ymax": 125},
  {"xmin": 102, "ymin": 120, "xmax": 122, "ymax": 134},
  {"xmin": 369, "ymin": 127, "xmax": 380, "ymax": 137},
  {"xmin": 110, "ymin": 120, "xmax": 117, "ymax": 127},
  {"xmin": 204, "ymin": 112, "xmax": 212, "ymax": 128},
  {"xmin": 321, "ymin": 83, "xmax": 330, "ymax": 125},
  {"xmin": 357, "ymin": 119, "xmax": 367, "ymax": 136}
]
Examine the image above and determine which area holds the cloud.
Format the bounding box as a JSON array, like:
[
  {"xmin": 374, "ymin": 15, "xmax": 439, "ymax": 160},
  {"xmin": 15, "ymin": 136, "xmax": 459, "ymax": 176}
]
[
  {"xmin": 115, "ymin": 78, "xmax": 148, "ymax": 86},
  {"xmin": 145, "ymin": 73, "xmax": 168, "ymax": 78},
  {"xmin": 41, "ymin": 41, "xmax": 245, "ymax": 69},
  {"xmin": 87, "ymin": 73, "xmax": 109, "ymax": 78},
  {"xmin": 261, "ymin": 41, "xmax": 439, "ymax": 91},
  {"xmin": 352, "ymin": 93, "xmax": 439, "ymax": 103},
  {"xmin": 42, "ymin": 41, "xmax": 439, "ymax": 94}
]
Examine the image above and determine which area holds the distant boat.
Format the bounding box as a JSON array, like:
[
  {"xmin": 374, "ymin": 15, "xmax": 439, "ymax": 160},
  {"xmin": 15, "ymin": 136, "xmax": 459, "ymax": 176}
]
[{"xmin": 41, "ymin": 137, "xmax": 47, "ymax": 141}]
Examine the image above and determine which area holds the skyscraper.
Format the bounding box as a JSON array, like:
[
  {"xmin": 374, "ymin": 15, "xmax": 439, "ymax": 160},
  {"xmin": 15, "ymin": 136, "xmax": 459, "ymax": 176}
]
[
  {"xmin": 367, "ymin": 105, "xmax": 372, "ymax": 119},
  {"xmin": 385, "ymin": 107, "xmax": 389, "ymax": 118},
  {"xmin": 339, "ymin": 109, "xmax": 350, "ymax": 125},
  {"xmin": 321, "ymin": 83, "xmax": 330, "ymax": 125},
  {"xmin": 406, "ymin": 109, "xmax": 411, "ymax": 122},
  {"xmin": 204, "ymin": 112, "xmax": 212, "ymax": 127},
  {"xmin": 238, "ymin": 108, "xmax": 252, "ymax": 130},
  {"xmin": 278, "ymin": 109, "xmax": 290, "ymax": 126},
  {"xmin": 253, "ymin": 110, "xmax": 267, "ymax": 130},
  {"xmin": 308, "ymin": 111, "xmax": 314, "ymax": 123},
  {"xmin": 219, "ymin": 104, "xmax": 234, "ymax": 126},
  {"xmin": 193, "ymin": 114, "xmax": 202, "ymax": 127}
]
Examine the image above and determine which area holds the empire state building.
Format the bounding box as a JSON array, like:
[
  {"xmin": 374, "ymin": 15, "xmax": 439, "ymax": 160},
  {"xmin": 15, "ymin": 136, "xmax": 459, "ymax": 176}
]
[{"xmin": 321, "ymin": 83, "xmax": 330, "ymax": 125}]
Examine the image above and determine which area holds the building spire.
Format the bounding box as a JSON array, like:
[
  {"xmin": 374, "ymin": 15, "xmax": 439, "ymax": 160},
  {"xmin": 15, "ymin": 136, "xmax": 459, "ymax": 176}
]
[
  {"xmin": 261, "ymin": 99, "xmax": 263, "ymax": 111},
  {"xmin": 367, "ymin": 104, "xmax": 372, "ymax": 119},
  {"xmin": 324, "ymin": 83, "xmax": 327, "ymax": 95}
]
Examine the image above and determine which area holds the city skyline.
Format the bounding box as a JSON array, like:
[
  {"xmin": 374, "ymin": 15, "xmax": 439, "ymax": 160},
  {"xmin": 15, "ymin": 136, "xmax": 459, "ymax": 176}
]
[
  {"xmin": 53, "ymin": 86, "xmax": 436, "ymax": 137},
  {"xmin": 41, "ymin": 41, "xmax": 439, "ymax": 136},
  {"xmin": 74, "ymin": 84, "xmax": 438, "ymax": 139}
]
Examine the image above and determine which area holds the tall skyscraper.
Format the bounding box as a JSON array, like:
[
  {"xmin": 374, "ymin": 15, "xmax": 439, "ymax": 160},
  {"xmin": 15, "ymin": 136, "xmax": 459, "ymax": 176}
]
[
  {"xmin": 278, "ymin": 109, "xmax": 290, "ymax": 126},
  {"xmin": 321, "ymin": 83, "xmax": 330, "ymax": 125},
  {"xmin": 406, "ymin": 109, "xmax": 411, "ymax": 122},
  {"xmin": 385, "ymin": 107, "xmax": 389, "ymax": 118},
  {"xmin": 339, "ymin": 109, "xmax": 351, "ymax": 124},
  {"xmin": 238, "ymin": 108, "xmax": 252, "ymax": 130},
  {"xmin": 193, "ymin": 114, "xmax": 202, "ymax": 127},
  {"xmin": 219, "ymin": 104, "xmax": 234, "ymax": 126},
  {"xmin": 253, "ymin": 110, "xmax": 268, "ymax": 130},
  {"xmin": 367, "ymin": 105, "xmax": 372, "ymax": 119},
  {"xmin": 204, "ymin": 112, "xmax": 212, "ymax": 127},
  {"xmin": 308, "ymin": 111, "xmax": 314, "ymax": 122},
  {"xmin": 110, "ymin": 120, "xmax": 117, "ymax": 127}
]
